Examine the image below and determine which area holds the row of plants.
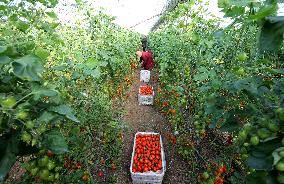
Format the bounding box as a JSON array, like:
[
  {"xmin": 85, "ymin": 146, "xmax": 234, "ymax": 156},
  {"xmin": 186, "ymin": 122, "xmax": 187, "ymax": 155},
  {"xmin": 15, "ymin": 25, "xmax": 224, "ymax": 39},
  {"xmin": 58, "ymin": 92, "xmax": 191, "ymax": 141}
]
[
  {"xmin": 149, "ymin": 0, "xmax": 284, "ymax": 183},
  {"xmin": 0, "ymin": 0, "xmax": 140, "ymax": 183}
]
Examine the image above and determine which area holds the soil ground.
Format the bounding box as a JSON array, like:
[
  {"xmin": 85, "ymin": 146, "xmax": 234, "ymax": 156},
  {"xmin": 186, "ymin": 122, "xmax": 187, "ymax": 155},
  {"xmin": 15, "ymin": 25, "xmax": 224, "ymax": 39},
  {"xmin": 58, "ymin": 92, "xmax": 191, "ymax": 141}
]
[{"xmin": 116, "ymin": 69, "xmax": 192, "ymax": 184}]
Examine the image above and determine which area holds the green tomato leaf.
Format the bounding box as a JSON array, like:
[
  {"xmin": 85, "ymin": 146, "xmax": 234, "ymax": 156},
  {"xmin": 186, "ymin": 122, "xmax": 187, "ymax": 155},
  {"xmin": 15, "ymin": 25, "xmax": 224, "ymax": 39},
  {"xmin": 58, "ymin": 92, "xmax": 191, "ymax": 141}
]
[
  {"xmin": 32, "ymin": 89, "xmax": 59, "ymax": 101},
  {"xmin": 0, "ymin": 149, "xmax": 16, "ymax": 181},
  {"xmin": 43, "ymin": 129, "xmax": 68, "ymax": 154},
  {"xmin": 48, "ymin": 0, "xmax": 59, "ymax": 7},
  {"xmin": 38, "ymin": 111, "xmax": 57, "ymax": 123},
  {"xmin": 0, "ymin": 136, "xmax": 19, "ymax": 181},
  {"xmin": 193, "ymin": 73, "xmax": 208, "ymax": 82},
  {"xmin": 0, "ymin": 46, "xmax": 7, "ymax": 54},
  {"xmin": 34, "ymin": 47, "xmax": 49, "ymax": 60},
  {"xmin": 224, "ymin": 6, "xmax": 245, "ymax": 18},
  {"xmin": 246, "ymin": 153, "xmax": 273, "ymax": 170},
  {"xmin": 49, "ymin": 105, "xmax": 79, "ymax": 123},
  {"xmin": 2, "ymin": 46, "xmax": 18, "ymax": 57},
  {"xmin": 15, "ymin": 20, "xmax": 29, "ymax": 32},
  {"xmin": 45, "ymin": 11, "xmax": 58, "ymax": 19},
  {"xmin": 0, "ymin": 5, "xmax": 6, "ymax": 11},
  {"xmin": 272, "ymin": 147, "xmax": 284, "ymax": 166},
  {"xmin": 0, "ymin": 56, "xmax": 11, "ymax": 65},
  {"xmin": 12, "ymin": 55, "xmax": 44, "ymax": 81},
  {"xmin": 249, "ymin": 5, "xmax": 278, "ymax": 21},
  {"xmin": 246, "ymin": 171, "xmax": 271, "ymax": 184},
  {"xmin": 52, "ymin": 64, "xmax": 67, "ymax": 71},
  {"xmin": 265, "ymin": 68, "xmax": 284, "ymax": 75},
  {"xmin": 259, "ymin": 16, "xmax": 284, "ymax": 52}
]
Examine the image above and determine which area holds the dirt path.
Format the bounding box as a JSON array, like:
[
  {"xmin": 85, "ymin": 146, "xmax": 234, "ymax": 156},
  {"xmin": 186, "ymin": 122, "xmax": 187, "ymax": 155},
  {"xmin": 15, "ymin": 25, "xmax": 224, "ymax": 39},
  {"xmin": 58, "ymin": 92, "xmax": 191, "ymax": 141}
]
[{"xmin": 116, "ymin": 69, "xmax": 192, "ymax": 184}]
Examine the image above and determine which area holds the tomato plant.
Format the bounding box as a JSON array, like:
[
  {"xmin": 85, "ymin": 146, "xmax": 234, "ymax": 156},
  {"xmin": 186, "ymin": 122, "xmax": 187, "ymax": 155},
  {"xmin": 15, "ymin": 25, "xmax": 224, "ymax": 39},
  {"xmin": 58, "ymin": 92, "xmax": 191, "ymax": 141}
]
[
  {"xmin": 0, "ymin": 0, "xmax": 140, "ymax": 183},
  {"xmin": 149, "ymin": 0, "xmax": 284, "ymax": 183}
]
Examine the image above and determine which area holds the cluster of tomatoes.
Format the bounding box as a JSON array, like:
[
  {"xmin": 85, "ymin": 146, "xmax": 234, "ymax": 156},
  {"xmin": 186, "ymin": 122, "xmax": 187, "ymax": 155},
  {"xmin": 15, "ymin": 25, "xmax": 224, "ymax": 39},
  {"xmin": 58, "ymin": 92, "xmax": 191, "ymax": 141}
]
[
  {"xmin": 214, "ymin": 165, "xmax": 227, "ymax": 184},
  {"xmin": 63, "ymin": 158, "xmax": 82, "ymax": 171},
  {"xmin": 132, "ymin": 134, "xmax": 163, "ymax": 173},
  {"xmin": 200, "ymin": 164, "xmax": 227, "ymax": 184},
  {"xmin": 139, "ymin": 85, "xmax": 153, "ymax": 96}
]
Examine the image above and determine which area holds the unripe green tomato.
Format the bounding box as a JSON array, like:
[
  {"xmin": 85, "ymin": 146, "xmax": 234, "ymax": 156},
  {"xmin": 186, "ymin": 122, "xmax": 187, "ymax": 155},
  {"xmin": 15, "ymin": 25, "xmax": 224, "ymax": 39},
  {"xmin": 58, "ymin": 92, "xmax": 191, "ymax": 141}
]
[
  {"xmin": 1, "ymin": 97, "xmax": 16, "ymax": 108},
  {"xmin": 17, "ymin": 111, "xmax": 28, "ymax": 120},
  {"xmin": 31, "ymin": 167, "xmax": 39, "ymax": 176},
  {"xmin": 55, "ymin": 172, "xmax": 59, "ymax": 179},
  {"xmin": 54, "ymin": 166, "xmax": 62, "ymax": 172},
  {"xmin": 279, "ymin": 151, "xmax": 284, "ymax": 158},
  {"xmin": 203, "ymin": 172, "xmax": 209, "ymax": 179},
  {"xmin": 250, "ymin": 136, "xmax": 259, "ymax": 146},
  {"xmin": 47, "ymin": 161, "xmax": 55, "ymax": 170},
  {"xmin": 39, "ymin": 169, "xmax": 50, "ymax": 180},
  {"xmin": 194, "ymin": 121, "xmax": 199, "ymax": 125},
  {"xmin": 236, "ymin": 68, "xmax": 245, "ymax": 76},
  {"xmin": 243, "ymin": 123, "xmax": 252, "ymax": 133},
  {"xmin": 31, "ymin": 139, "xmax": 37, "ymax": 146},
  {"xmin": 47, "ymin": 173, "xmax": 54, "ymax": 181},
  {"xmin": 25, "ymin": 121, "xmax": 34, "ymax": 129},
  {"xmin": 21, "ymin": 131, "xmax": 31, "ymax": 143},
  {"xmin": 276, "ymin": 160, "xmax": 284, "ymax": 171},
  {"xmin": 239, "ymin": 131, "xmax": 247, "ymax": 140},
  {"xmin": 257, "ymin": 128, "xmax": 271, "ymax": 139},
  {"xmin": 259, "ymin": 118, "xmax": 268, "ymax": 127},
  {"xmin": 278, "ymin": 174, "xmax": 284, "ymax": 184},
  {"xmin": 38, "ymin": 156, "xmax": 49, "ymax": 167},
  {"xmin": 275, "ymin": 108, "xmax": 284, "ymax": 121},
  {"xmin": 237, "ymin": 52, "xmax": 247, "ymax": 61},
  {"xmin": 241, "ymin": 154, "xmax": 248, "ymax": 160},
  {"xmin": 268, "ymin": 122, "xmax": 279, "ymax": 132},
  {"xmin": 38, "ymin": 126, "xmax": 46, "ymax": 134},
  {"xmin": 244, "ymin": 142, "xmax": 250, "ymax": 147}
]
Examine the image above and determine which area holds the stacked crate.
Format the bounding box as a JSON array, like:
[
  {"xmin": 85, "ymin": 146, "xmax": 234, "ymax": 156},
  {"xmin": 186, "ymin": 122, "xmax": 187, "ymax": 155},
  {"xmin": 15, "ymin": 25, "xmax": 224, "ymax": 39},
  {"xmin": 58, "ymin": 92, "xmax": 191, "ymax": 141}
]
[{"xmin": 138, "ymin": 70, "xmax": 154, "ymax": 105}]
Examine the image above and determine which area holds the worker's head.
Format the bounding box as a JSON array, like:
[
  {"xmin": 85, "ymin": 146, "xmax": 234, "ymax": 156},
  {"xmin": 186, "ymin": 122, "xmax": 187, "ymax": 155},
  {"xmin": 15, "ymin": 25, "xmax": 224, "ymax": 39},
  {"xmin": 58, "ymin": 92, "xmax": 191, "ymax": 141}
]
[{"xmin": 136, "ymin": 51, "xmax": 142, "ymax": 58}]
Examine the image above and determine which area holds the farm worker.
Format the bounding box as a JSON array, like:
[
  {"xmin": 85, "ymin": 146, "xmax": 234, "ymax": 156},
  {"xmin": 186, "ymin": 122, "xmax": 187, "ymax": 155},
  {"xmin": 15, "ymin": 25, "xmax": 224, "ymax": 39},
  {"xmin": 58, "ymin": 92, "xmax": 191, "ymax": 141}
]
[
  {"xmin": 136, "ymin": 50, "xmax": 154, "ymax": 70},
  {"xmin": 136, "ymin": 51, "xmax": 155, "ymax": 70}
]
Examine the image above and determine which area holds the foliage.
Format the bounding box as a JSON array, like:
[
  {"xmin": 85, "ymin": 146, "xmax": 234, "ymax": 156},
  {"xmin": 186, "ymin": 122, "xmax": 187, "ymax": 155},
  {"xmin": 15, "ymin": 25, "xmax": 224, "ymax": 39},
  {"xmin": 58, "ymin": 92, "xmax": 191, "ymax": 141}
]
[
  {"xmin": 149, "ymin": 0, "xmax": 284, "ymax": 183},
  {"xmin": 0, "ymin": 0, "xmax": 140, "ymax": 183}
]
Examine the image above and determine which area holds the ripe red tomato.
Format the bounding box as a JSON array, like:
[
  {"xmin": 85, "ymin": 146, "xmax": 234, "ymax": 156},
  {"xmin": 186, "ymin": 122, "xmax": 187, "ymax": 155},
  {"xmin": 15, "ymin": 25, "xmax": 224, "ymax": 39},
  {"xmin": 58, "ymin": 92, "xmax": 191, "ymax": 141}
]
[
  {"xmin": 214, "ymin": 177, "xmax": 223, "ymax": 184},
  {"xmin": 98, "ymin": 171, "xmax": 103, "ymax": 177}
]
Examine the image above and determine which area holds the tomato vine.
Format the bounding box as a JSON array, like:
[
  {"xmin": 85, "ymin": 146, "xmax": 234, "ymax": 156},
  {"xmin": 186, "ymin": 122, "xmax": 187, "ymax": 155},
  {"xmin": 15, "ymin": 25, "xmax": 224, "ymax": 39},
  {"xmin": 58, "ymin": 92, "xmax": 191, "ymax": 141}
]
[
  {"xmin": 0, "ymin": 0, "xmax": 140, "ymax": 183},
  {"xmin": 149, "ymin": 0, "xmax": 284, "ymax": 183}
]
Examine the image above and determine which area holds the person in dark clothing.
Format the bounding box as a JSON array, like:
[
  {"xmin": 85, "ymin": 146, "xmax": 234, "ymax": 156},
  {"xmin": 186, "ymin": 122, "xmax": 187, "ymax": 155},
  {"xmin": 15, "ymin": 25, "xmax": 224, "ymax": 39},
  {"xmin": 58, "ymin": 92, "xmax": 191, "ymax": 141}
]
[
  {"xmin": 141, "ymin": 35, "xmax": 147, "ymax": 51},
  {"xmin": 136, "ymin": 51, "xmax": 154, "ymax": 70}
]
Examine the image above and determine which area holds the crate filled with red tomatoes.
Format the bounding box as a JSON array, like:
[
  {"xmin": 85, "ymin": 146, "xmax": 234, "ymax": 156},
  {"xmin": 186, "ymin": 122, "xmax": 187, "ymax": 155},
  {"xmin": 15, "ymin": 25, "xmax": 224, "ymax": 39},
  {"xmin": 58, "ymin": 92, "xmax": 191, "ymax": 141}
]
[
  {"xmin": 138, "ymin": 85, "xmax": 154, "ymax": 105},
  {"xmin": 130, "ymin": 132, "xmax": 166, "ymax": 184}
]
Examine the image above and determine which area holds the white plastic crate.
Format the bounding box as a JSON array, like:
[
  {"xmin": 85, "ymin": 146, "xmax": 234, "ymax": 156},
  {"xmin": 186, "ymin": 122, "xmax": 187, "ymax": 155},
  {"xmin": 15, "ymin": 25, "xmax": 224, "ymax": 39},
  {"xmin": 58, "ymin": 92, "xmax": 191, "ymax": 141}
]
[
  {"xmin": 140, "ymin": 70, "xmax": 151, "ymax": 83},
  {"xmin": 138, "ymin": 86, "xmax": 154, "ymax": 105},
  {"xmin": 130, "ymin": 132, "xmax": 166, "ymax": 184}
]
